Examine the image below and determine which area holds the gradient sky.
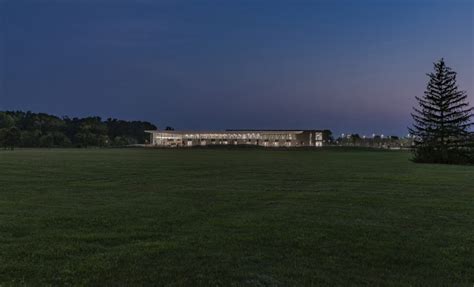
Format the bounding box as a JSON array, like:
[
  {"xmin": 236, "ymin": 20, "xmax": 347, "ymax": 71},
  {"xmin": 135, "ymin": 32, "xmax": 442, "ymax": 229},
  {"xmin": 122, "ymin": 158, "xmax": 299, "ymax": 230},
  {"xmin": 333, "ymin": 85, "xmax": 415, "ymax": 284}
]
[{"xmin": 1, "ymin": 0, "xmax": 473, "ymax": 136}]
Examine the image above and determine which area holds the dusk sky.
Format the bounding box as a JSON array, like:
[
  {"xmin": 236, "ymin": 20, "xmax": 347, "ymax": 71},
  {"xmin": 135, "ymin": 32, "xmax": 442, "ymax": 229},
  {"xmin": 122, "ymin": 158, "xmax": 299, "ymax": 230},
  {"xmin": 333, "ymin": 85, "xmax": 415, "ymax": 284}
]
[{"xmin": 1, "ymin": 0, "xmax": 473, "ymax": 136}]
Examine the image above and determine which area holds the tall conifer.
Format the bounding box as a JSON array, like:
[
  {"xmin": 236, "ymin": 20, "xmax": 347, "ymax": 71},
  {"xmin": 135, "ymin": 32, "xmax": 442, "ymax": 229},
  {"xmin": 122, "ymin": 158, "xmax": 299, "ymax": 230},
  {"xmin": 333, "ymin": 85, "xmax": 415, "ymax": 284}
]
[{"xmin": 409, "ymin": 59, "xmax": 473, "ymax": 164}]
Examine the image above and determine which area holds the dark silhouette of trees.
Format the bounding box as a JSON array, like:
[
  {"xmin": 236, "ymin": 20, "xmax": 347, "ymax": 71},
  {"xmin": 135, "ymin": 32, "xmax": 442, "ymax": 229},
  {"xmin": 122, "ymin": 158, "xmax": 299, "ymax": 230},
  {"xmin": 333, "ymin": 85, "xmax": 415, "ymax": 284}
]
[
  {"xmin": 0, "ymin": 112, "xmax": 15, "ymax": 129},
  {"xmin": 350, "ymin": 134, "xmax": 361, "ymax": 146},
  {"xmin": 0, "ymin": 111, "xmax": 158, "ymax": 148},
  {"xmin": 0, "ymin": 112, "xmax": 20, "ymax": 149},
  {"xmin": 75, "ymin": 117, "xmax": 108, "ymax": 147},
  {"xmin": 409, "ymin": 59, "xmax": 473, "ymax": 164},
  {"xmin": 1, "ymin": 127, "xmax": 21, "ymax": 150},
  {"xmin": 321, "ymin": 129, "xmax": 333, "ymax": 143},
  {"xmin": 106, "ymin": 118, "xmax": 156, "ymax": 145}
]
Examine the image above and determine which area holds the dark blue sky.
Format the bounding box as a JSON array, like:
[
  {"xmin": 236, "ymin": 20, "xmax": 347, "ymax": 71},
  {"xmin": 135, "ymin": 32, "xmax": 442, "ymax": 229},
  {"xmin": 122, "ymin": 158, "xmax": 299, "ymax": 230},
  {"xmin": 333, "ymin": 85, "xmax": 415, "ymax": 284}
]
[{"xmin": 1, "ymin": 0, "xmax": 473, "ymax": 136}]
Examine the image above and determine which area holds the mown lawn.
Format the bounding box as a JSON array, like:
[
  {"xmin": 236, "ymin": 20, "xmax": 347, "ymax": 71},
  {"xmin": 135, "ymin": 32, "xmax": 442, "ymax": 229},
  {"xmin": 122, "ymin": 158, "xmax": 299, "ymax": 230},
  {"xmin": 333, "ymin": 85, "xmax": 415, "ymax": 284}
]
[{"xmin": 0, "ymin": 148, "xmax": 473, "ymax": 286}]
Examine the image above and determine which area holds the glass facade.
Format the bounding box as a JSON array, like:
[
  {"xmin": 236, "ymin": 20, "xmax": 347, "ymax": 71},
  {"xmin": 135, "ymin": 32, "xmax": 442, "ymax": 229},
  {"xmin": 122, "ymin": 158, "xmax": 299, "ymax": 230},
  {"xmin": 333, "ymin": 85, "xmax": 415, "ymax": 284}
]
[{"xmin": 146, "ymin": 130, "xmax": 325, "ymax": 148}]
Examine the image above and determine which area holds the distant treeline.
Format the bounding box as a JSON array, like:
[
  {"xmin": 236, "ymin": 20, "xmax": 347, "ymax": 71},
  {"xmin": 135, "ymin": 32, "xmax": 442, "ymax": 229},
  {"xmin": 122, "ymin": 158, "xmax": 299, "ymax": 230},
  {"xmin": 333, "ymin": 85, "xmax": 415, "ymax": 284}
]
[
  {"xmin": 334, "ymin": 134, "xmax": 413, "ymax": 149},
  {"xmin": 0, "ymin": 111, "xmax": 157, "ymax": 149}
]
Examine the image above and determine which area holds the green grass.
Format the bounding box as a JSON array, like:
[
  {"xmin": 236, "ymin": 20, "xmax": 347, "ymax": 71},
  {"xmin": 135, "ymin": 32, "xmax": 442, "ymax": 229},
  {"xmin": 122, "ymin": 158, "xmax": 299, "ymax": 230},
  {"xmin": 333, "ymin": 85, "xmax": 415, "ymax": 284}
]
[{"xmin": 0, "ymin": 148, "xmax": 473, "ymax": 286}]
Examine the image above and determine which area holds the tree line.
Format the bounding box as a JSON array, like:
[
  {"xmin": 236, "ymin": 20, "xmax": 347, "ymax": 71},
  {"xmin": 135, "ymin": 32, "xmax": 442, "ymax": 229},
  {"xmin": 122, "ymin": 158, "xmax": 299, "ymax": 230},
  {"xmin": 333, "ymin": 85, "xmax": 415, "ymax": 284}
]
[
  {"xmin": 0, "ymin": 111, "xmax": 157, "ymax": 149},
  {"xmin": 335, "ymin": 134, "xmax": 413, "ymax": 149}
]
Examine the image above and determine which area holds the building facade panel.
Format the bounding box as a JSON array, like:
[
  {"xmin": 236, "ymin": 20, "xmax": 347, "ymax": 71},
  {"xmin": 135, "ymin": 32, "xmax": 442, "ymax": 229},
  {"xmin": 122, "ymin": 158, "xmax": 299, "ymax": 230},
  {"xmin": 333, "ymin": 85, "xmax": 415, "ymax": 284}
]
[{"xmin": 146, "ymin": 130, "xmax": 325, "ymax": 148}]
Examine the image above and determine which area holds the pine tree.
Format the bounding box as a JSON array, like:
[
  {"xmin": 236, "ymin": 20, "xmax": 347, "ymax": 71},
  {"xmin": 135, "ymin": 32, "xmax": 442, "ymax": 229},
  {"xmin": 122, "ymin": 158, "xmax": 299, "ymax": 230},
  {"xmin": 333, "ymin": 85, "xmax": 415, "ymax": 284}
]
[{"xmin": 409, "ymin": 58, "xmax": 473, "ymax": 164}]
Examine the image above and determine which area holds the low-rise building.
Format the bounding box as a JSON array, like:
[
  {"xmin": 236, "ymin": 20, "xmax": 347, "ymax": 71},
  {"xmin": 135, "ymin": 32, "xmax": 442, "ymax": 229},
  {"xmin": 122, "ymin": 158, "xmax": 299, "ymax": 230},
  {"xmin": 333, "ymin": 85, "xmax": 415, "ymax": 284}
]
[{"xmin": 145, "ymin": 130, "xmax": 325, "ymax": 147}]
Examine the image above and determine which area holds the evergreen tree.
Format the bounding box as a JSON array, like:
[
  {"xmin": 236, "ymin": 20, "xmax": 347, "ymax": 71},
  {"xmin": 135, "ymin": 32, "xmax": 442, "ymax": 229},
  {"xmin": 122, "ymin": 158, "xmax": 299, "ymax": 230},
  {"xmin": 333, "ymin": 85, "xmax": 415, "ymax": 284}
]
[{"xmin": 409, "ymin": 59, "xmax": 473, "ymax": 164}]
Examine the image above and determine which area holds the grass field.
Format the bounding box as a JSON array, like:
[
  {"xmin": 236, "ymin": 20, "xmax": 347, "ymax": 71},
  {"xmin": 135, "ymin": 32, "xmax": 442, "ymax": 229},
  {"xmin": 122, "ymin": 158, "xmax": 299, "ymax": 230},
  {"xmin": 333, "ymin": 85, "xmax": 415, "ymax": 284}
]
[{"xmin": 0, "ymin": 148, "xmax": 473, "ymax": 286}]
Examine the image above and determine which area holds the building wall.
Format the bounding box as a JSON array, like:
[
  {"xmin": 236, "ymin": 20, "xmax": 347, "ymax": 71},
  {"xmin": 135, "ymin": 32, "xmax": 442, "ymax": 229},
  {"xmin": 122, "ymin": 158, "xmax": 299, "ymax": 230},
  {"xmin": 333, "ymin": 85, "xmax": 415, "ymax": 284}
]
[{"xmin": 148, "ymin": 131, "xmax": 324, "ymax": 148}]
